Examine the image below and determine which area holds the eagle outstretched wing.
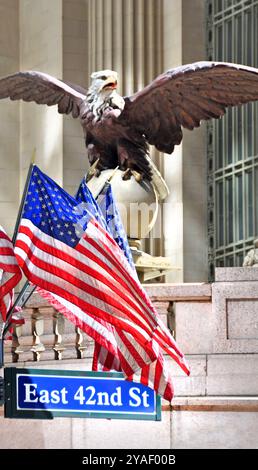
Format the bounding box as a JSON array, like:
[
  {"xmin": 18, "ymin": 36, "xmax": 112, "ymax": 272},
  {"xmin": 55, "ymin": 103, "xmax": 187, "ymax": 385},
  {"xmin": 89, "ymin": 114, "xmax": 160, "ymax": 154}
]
[
  {"xmin": 120, "ymin": 61, "xmax": 258, "ymax": 154},
  {"xmin": 0, "ymin": 71, "xmax": 86, "ymax": 118}
]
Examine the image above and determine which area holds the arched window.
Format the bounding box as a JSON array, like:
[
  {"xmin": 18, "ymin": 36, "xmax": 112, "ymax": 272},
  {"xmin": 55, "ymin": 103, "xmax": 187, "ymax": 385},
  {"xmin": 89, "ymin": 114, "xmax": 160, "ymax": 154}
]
[{"xmin": 207, "ymin": 0, "xmax": 258, "ymax": 279}]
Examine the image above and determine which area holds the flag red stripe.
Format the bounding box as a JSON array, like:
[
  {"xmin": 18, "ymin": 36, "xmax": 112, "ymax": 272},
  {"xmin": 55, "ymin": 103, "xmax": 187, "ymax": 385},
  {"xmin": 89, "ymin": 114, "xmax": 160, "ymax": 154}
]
[
  {"xmin": 163, "ymin": 382, "xmax": 174, "ymax": 402},
  {"xmin": 102, "ymin": 351, "xmax": 118, "ymax": 371},
  {"xmin": 0, "ymin": 247, "xmax": 18, "ymax": 257},
  {"xmin": 153, "ymin": 356, "xmax": 164, "ymax": 393},
  {"xmin": 140, "ymin": 365, "xmax": 150, "ymax": 387},
  {"xmin": 0, "ymin": 261, "xmax": 21, "ymax": 273},
  {"xmin": 0, "ymin": 231, "xmax": 12, "ymax": 243},
  {"xmin": 92, "ymin": 342, "xmax": 101, "ymax": 371},
  {"xmin": 0, "ymin": 272, "xmax": 21, "ymax": 301}
]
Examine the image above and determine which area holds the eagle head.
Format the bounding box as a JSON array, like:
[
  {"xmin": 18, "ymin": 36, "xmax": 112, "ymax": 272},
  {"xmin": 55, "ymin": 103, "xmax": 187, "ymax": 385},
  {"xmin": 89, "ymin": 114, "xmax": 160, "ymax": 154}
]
[
  {"xmin": 87, "ymin": 70, "xmax": 125, "ymax": 120},
  {"xmin": 90, "ymin": 70, "xmax": 118, "ymax": 95}
]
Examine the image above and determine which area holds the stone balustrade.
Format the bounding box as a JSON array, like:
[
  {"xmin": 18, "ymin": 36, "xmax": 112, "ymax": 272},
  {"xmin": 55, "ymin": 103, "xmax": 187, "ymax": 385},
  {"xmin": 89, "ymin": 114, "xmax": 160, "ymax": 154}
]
[
  {"xmin": 4, "ymin": 288, "xmax": 174, "ymax": 366},
  {"xmin": 4, "ymin": 297, "xmax": 91, "ymax": 365}
]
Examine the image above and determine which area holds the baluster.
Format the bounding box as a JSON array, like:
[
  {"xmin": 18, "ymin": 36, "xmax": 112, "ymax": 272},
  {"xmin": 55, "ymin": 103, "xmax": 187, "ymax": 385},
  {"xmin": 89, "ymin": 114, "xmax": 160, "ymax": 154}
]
[
  {"xmin": 31, "ymin": 308, "xmax": 45, "ymax": 361},
  {"xmin": 75, "ymin": 326, "xmax": 87, "ymax": 359},
  {"xmin": 11, "ymin": 323, "xmax": 24, "ymax": 362},
  {"xmin": 167, "ymin": 302, "xmax": 176, "ymax": 338},
  {"xmin": 53, "ymin": 311, "xmax": 66, "ymax": 360}
]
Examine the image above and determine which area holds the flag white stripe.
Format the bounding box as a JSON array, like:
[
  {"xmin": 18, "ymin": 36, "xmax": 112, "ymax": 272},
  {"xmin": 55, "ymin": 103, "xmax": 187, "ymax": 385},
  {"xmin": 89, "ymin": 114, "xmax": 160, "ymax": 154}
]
[
  {"xmin": 0, "ymin": 239, "xmax": 16, "ymax": 250},
  {"xmin": 0, "ymin": 255, "xmax": 20, "ymax": 266}
]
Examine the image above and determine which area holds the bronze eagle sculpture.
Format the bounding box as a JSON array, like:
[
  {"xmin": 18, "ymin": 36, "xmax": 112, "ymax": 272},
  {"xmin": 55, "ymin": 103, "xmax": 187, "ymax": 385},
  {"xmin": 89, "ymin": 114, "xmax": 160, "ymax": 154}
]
[{"xmin": 1, "ymin": 61, "xmax": 258, "ymax": 198}]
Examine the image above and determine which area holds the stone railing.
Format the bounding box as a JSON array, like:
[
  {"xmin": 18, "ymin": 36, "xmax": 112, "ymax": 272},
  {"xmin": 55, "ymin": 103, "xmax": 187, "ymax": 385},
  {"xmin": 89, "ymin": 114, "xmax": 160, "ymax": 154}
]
[{"xmin": 4, "ymin": 295, "xmax": 91, "ymax": 364}]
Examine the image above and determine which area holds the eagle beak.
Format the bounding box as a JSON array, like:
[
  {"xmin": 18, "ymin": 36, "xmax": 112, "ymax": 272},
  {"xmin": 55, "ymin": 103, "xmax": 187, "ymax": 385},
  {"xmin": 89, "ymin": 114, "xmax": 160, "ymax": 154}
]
[{"xmin": 101, "ymin": 77, "xmax": 118, "ymax": 91}]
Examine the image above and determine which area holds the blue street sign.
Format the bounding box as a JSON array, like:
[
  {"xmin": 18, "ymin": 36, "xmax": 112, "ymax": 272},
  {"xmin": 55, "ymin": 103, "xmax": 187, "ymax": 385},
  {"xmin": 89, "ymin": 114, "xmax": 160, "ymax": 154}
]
[{"xmin": 4, "ymin": 368, "xmax": 161, "ymax": 421}]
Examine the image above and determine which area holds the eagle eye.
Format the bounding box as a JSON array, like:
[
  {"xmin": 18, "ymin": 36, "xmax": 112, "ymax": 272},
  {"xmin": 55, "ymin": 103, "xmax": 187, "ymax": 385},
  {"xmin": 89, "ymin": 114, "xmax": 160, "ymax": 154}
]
[{"xmin": 99, "ymin": 75, "xmax": 107, "ymax": 80}]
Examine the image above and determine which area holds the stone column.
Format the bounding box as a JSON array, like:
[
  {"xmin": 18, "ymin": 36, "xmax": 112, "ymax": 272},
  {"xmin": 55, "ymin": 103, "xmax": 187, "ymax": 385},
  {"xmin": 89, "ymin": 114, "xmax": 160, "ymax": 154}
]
[
  {"xmin": 0, "ymin": 0, "xmax": 19, "ymax": 236},
  {"xmin": 163, "ymin": 0, "xmax": 207, "ymax": 282},
  {"xmin": 19, "ymin": 0, "xmax": 63, "ymax": 187},
  {"xmin": 86, "ymin": 0, "xmax": 164, "ymax": 257},
  {"xmin": 62, "ymin": 0, "xmax": 88, "ymax": 195}
]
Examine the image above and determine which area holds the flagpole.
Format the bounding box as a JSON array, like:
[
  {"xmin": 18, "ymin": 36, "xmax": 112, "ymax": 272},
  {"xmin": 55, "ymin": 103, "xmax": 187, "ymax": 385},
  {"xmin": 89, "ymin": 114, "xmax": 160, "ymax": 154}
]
[
  {"xmin": 12, "ymin": 162, "xmax": 34, "ymax": 244},
  {"xmin": 2, "ymin": 282, "xmax": 36, "ymax": 338},
  {"xmin": 0, "ymin": 324, "xmax": 4, "ymax": 370},
  {"xmin": 1, "ymin": 163, "xmax": 35, "ymax": 346},
  {"xmin": 91, "ymin": 166, "xmax": 119, "ymax": 199}
]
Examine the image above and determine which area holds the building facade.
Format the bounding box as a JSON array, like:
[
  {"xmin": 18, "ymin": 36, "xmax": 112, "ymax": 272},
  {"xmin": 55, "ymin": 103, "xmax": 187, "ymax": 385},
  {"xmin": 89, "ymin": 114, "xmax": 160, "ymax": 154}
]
[
  {"xmin": 0, "ymin": 0, "xmax": 208, "ymax": 283},
  {"xmin": 207, "ymin": 0, "xmax": 258, "ymax": 278},
  {"xmin": 0, "ymin": 0, "xmax": 258, "ymax": 449},
  {"xmin": 1, "ymin": 0, "xmax": 257, "ymax": 281}
]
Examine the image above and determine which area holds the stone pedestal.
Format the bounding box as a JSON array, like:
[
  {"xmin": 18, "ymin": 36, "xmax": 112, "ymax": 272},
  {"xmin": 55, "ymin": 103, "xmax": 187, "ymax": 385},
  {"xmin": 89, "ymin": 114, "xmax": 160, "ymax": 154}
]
[{"xmin": 213, "ymin": 268, "xmax": 258, "ymax": 353}]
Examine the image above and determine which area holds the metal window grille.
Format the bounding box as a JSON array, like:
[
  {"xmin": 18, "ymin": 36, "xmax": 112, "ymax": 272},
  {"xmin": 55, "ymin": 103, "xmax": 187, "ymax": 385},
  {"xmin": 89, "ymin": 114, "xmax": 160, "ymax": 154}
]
[{"xmin": 207, "ymin": 0, "xmax": 258, "ymax": 279}]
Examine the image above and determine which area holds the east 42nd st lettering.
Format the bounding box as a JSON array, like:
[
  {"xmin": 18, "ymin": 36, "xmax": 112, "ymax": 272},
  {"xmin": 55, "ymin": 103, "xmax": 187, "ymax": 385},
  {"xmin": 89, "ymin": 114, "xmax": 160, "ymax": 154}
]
[{"xmin": 23, "ymin": 383, "xmax": 151, "ymax": 407}]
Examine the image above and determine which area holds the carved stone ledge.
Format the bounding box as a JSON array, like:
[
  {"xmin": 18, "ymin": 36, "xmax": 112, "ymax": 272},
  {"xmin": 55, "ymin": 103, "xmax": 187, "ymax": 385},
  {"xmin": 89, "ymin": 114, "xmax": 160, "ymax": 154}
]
[{"xmin": 144, "ymin": 283, "xmax": 212, "ymax": 302}]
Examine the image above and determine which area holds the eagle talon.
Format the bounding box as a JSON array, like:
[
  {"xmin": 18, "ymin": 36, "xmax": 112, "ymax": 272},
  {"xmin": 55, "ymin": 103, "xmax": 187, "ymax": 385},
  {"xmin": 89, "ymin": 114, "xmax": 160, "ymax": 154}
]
[
  {"xmin": 86, "ymin": 158, "xmax": 100, "ymax": 182},
  {"xmin": 95, "ymin": 169, "xmax": 101, "ymax": 177},
  {"xmin": 122, "ymin": 169, "xmax": 132, "ymax": 181},
  {"xmin": 131, "ymin": 170, "xmax": 143, "ymax": 183}
]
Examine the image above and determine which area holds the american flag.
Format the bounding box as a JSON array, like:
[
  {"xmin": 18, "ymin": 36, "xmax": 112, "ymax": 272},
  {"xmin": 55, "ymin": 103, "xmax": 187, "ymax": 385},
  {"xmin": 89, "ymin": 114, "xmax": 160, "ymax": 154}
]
[
  {"xmin": 76, "ymin": 177, "xmax": 136, "ymax": 271},
  {"xmin": 0, "ymin": 226, "xmax": 22, "ymax": 323},
  {"xmin": 76, "ymin": 176, "xmax": 136, "ymax": 372},
  {"xmin": 15, "ymin": 165, "xmax": 189, "ymax": 401},
  {"xmin": 97, "ymin": 184, "xmax": 136, "ymax": 272},
  {"xmin": 75, "ymin": 177, "xmax": 175, "ymax": 401}
]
